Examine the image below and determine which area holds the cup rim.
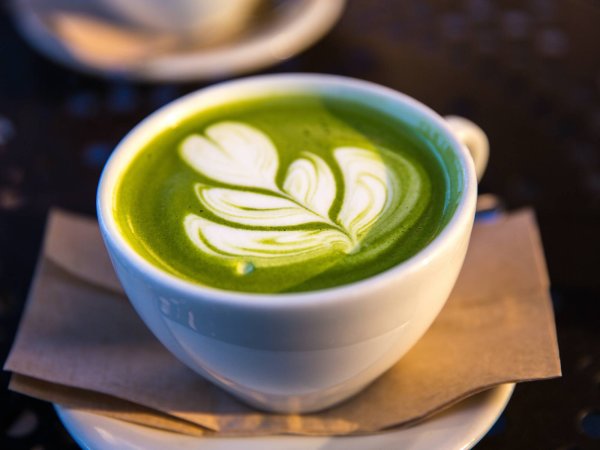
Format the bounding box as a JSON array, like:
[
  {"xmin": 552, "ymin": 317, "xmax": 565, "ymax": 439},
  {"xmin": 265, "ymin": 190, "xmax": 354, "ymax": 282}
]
[{"xmin": 97, "ymin": 73, "xmax": 477, "ymax": 309}]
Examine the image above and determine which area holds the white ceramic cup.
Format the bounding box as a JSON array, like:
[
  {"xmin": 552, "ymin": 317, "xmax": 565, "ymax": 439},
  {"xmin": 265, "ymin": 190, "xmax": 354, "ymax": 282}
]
[{"xmin": 97, "ymin": 74, "xmax": 489, "ymax": 413}]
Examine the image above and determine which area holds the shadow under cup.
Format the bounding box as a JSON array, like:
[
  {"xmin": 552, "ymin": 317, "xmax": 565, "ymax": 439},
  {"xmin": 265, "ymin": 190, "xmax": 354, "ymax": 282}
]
[{"xmin": 97, "ymin": 74, "xmax": 476, "ymax": 413}]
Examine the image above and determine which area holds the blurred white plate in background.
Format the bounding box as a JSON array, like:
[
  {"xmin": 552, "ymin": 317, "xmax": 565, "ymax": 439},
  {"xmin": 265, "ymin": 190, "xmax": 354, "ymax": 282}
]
[{"xmin": 12, "ymin": 0, "xmax": 346, "ymax": 82}]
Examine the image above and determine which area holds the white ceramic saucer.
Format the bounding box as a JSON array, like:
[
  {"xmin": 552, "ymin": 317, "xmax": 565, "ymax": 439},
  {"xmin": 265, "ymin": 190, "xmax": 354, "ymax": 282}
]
[
  {"xmin": 55, "ymin": 383, "xmax": 514, "ymax": 450},
  {"xmin": 12, "ymin": 0, "xmax": 346, "ymax": 81}
]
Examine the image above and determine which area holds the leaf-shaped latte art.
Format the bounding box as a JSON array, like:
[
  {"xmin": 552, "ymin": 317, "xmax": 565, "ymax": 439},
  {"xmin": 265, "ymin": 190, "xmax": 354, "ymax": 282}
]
[
  {"xmin": 185, "ymin": 215, "xmax": 353, "ymax": 266},
  {"xmin": 179, "ymin": 121, "xmax": 412, "ymax": 272},
  {"xmin": 180, "ymin": 122, "xmax": 278, "ymax": 191},
  {"xmin": 283, "ymin": 152, "xmax": 336, "ymax": 218},
  {"xmin": 194, "ymin": 184, "xmax": 334, "ymax": 228},
  {"xmin": 335, "ymin": 147, "xmax": 391, "ymax": 238}
]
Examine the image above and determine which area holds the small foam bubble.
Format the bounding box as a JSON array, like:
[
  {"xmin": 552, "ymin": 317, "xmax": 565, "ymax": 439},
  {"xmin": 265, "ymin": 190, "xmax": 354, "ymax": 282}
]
[{"xmin": 235, "ymin": 261, "xmax": 255, "ymax": 276}]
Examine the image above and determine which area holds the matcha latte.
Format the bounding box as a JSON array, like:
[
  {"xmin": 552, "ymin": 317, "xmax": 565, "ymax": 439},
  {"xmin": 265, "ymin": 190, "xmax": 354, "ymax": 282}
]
[{"xmin": 113, "ymin": 94, "xmax": 461, "ymax": 293}]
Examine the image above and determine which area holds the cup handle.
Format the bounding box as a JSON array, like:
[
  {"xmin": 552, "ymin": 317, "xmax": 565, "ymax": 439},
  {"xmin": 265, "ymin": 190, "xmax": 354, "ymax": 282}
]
[{"xmin": 444, "ymin": 116, "xmax": 489, "ymax": 182}]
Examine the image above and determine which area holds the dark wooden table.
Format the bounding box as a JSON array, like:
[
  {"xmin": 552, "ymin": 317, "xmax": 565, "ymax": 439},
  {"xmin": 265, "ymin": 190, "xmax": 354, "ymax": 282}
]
[{"xmin": 1, "ymin": 1, "xmax": 599, "ymax": 448}]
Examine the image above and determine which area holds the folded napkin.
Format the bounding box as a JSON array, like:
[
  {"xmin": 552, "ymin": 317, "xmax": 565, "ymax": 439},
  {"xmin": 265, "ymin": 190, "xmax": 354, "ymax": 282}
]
[{"xmin": 3, "ymin": 208, "xmax": 561, "ymax": 436}]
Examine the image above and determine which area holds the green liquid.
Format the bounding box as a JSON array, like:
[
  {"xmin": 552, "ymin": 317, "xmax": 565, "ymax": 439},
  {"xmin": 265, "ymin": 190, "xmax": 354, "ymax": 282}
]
[{"xmin": 114, "ymin": 95, "xmax": 462, "ymax": 293}]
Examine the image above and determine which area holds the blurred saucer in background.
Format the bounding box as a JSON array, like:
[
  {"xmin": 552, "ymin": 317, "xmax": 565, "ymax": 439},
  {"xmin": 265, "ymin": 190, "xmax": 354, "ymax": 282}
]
[{"xmin": 11, "ymin": 0, "xmax": 346, "ymax": 82}]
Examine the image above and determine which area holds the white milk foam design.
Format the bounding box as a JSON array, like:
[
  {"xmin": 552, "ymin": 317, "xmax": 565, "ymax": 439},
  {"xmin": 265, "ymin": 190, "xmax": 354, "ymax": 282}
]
[{"xmin": 180, "ymin": 121, "xmax": 420, "ymax": 270}]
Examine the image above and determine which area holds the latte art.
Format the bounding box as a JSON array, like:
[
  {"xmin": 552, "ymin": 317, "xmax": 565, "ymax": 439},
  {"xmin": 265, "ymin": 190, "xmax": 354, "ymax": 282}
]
[
  {"xmin": 180, "ymin": 122, "xmax": 418, "ymax": 270},
  {"xmin": 114, "ymin": 94, "xmax": 454, "ymax": 292}
]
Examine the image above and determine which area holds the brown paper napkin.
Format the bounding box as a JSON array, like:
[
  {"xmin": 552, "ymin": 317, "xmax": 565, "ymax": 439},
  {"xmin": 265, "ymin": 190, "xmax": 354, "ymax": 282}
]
[{"xmin": 3, "ymin": 208, "xmax": 561, "ymax": 436}]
